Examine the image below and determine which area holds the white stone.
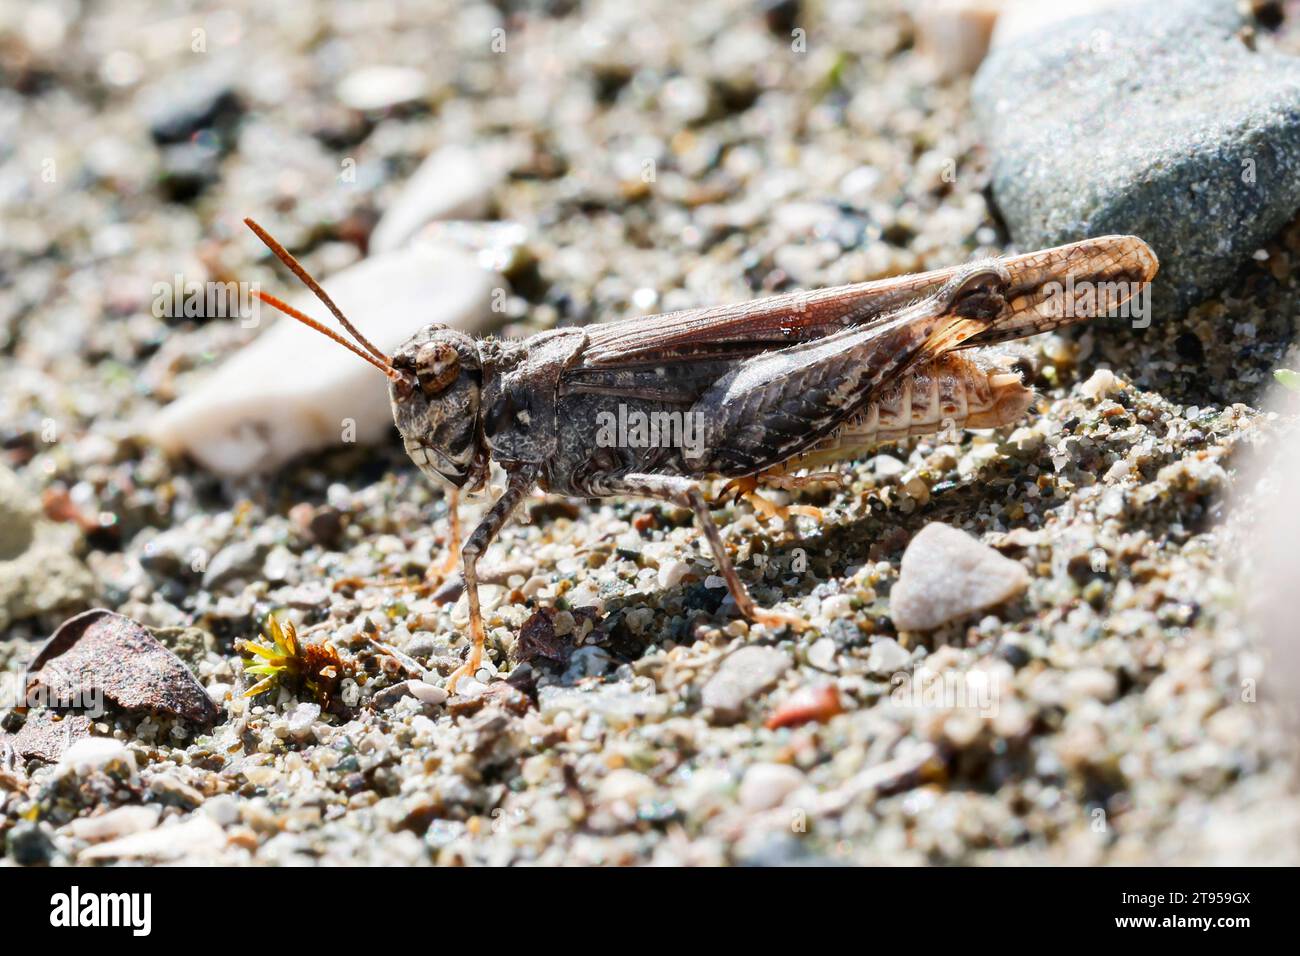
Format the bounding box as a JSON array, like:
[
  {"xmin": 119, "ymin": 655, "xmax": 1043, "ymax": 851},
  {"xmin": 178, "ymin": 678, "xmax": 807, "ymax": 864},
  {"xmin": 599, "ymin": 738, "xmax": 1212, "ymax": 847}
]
[
  {"xmin": 819, "ymin": 593, "xmax": 854, "ymax": 620},
  {"xmin": 408, "ymin": 680, "xmax": 449, "ymax": 706},
  {"xmin": 657, "ymin": 558, "xmax": 691, "ymax": 590},
  {"xmin": 336, "ymin": 65, "xmax": 428, "ymax": 111},
  {"xmin": 992, "ymin": 699, "xmax": 1031, "ymax": 738},
  {"xmin": 1079, "ymin": 368, "xmax": 1122, "ymax": 400},
  {"xmin": 243, "ymin": 764, "xmax": 278, "ymax": 787},
  {"xmin": 69, "ymin": 805, "xmax": 161, "ymax": 842},
  {"xmin": 456, "ymin": 677, "xmax": 488, "ymax": 698},
  {"xmin": 870, "ymin": 454, "xmax": 906, "ymax": 478},
  {"xmin": 890, "ymin": 523, "xmax": 1030, "ymax": 631},
  {"xmin": 866, "ymin": 637, "xmax": 912, "ymax": 676},
  {"xmin": 596, "ymin": 769, "xmax": 655, "ymax": 823},
  {"xmin": 370, "ymin": 145, "xmax": 503, "ymax": 254},
  {"xmin": 148, "ymin": 245, "xmax": 499, "ymax": 475},
  {"xmin": 942, "ymin": 710, "xmax": 984, "ymax": 748},
  {"xmin": 702, "ymin": 646, "xmax": 791, "ymax": 722},
  {"xmin": 286, "ymin": 702, "xmax": 321, "ymax": 736},
  {"xmin": 1064, "ymin": 668, "xmax": 1118, "ymax": 703},
  {"xmin": 201, "ymin": 794, "xmax": 241, "ymax": 826},
  {"xmin": 80, "ymin": 813, "xmax": 226, "ymax": 862},
  {"xmin": 57, "ymin": 737, "xmax": 136, "ymax": 777},
  {"xmin": 807, "ymin": 637, "xmax": 838, "ymax": 671},
  {"xmin": 597, "ymin": 768, "xmax": 655, "ymax": 803},
  {"xmin": 738, "ymin": 763, "xmax": 805, "ymax": 812}
]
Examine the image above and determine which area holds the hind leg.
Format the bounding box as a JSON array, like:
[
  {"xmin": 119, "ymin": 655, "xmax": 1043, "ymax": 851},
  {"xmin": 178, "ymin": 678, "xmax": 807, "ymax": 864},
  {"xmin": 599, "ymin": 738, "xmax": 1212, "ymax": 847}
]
[
  {"xmin": 720, "ymin": 471, "xmax": 846, "ymax": 523},
  {"xmin": 607, "ymin": 473, "xmax": 806, "ymax": 632}
]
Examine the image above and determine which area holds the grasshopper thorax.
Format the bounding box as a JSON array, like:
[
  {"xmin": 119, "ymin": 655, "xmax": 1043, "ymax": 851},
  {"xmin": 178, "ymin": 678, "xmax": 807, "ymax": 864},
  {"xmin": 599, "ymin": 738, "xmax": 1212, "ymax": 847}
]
[{"xmin": 389, "ymin": 325, "xmax": 489, "ymax": 491}]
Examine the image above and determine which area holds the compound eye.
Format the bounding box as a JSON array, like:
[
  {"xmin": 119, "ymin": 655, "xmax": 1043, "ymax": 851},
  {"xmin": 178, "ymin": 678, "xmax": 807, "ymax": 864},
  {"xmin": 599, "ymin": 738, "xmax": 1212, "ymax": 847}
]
[{"xmin": 415, "ymin": 342, "xmax": 460, "ymax": 397}]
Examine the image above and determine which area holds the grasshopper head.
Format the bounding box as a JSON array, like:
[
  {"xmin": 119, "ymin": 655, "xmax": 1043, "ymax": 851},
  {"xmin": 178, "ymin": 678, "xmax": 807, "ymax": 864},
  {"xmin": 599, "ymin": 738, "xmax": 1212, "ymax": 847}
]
[
  {"xmin": 389, "ymin": 326, "xmax": 488, "ymax": 491},
  {"xmin": 242, "ymin": 218, "xmax": 489, "ymax": 492}
]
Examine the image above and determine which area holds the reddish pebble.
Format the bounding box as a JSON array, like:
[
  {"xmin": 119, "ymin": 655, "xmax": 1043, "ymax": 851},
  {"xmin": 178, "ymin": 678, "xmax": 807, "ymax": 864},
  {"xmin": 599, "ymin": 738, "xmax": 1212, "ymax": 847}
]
[
  {"xmin": 41, "ymin": 487, "xmax": 97, "ymax": 533},
  {"xmin": 764, "ymin": 684, "xmax": 844, "ymax": 730}
]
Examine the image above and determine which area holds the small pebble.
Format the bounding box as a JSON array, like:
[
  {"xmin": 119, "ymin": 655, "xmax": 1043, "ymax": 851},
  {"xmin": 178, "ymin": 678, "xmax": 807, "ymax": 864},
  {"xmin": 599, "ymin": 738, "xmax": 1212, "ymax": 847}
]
[
  {"xmin": 337, "ymin": 65, "xmax": 429, "ymax": 111},
  {"xmin": 890, "ymin": 523, "xmax": 1029, "ymax": 631},
  {"xmin": 739, "ymin": 763, "xmax": 805, "ymax": 812},
  {"xmin": 702, "ymin": 646, "xmax": 791, "ymax": 724},
  {"xmin": 867, "ymin": 638, "xmax": 912, "ymax": 676},
  {"xmin": 70, "ymin": 805, "xmax": 161, "ymax": 842},
  {"xmin": 287, "ymin": 702, "xmax": 321, "ymax": 737}
]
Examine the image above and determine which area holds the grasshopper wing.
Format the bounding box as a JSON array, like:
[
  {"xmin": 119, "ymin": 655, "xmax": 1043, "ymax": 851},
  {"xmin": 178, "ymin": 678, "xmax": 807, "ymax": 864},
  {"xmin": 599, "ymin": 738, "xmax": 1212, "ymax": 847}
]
[
  {"xmin": 564, "ymin": 260, "xmax": 991, "ymax": 403},
  {"xmin": 562, "ymin": 235, "xmax": 1156, "ymax": 413},
  {"xmin": 577, "ymin": 234, "xmax": 1157, "ymax": 369},
  {"xmin": 578, "ymin": 274, "xmax": 950, "ymax": 369}
]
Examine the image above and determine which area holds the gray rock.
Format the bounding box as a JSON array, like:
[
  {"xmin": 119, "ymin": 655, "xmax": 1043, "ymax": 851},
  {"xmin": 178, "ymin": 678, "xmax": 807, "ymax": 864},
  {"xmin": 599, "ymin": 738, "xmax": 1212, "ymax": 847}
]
[
  {"xmin": 0, "ymin": 467, "xmax": 95, "ymax": 631},
  {"xmin": 404, "ymin": 632, "xmax": 449, "ymax": 659},
  {"xmin": 890, "ymin": 523, "xmax": 1029, "ymax": 631},
  {"xmin": 151, "ymin": 626, "xmax": 217, "ymax": 669},
  {"xmin": 5, "ymin": 820, "xmax": 57, "ymax": 865},
  {"xmin": 974, "ymin": 0, "xmax": 1300, "ymax": 317},
  {"xmin": 738, "ymin": 834, "xmax": 838, "ymax": 867},
  {"xmin": 11, "ymin": 710, "xmax": 92, "ymax": 762},
  {"xmin": 702, "ymin": 645, "xmax": 791, "ymax": 723},
  {"xmin": 0, "ymin": 465, "xmax": 38, "ymax": 559},
  {"xmin": 371, "ymin": 680, "xmax": 418, "ymax": 709},
  {"xmin": 139, "ymin": 63, "xmax": 242, "ymax": 145},
  {"xmin": 538, "ymin": 680, "xmax": 667, "ymax": 724},
  {"xmin": 139, "ymin": 527, "xmax": 200, "ymax": 577},
  {"xmin": 157, "ymin": 141, "xmax": 222, "ymax": 203},
  {"xmin": 202, "ymin": 539, "xmax": 268, "ymax": 591},
  {"xmin": 277, "ymin": 583, "xmax": 331, "ymax": 610}
]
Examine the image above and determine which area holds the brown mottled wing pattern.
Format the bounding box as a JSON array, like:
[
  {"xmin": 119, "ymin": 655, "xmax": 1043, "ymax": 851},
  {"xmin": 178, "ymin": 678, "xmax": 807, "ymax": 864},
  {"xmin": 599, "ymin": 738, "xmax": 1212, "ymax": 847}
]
[
  {"xmin": 956, "ymin": 234, "xmax": 1158, "ymax": 347},
  {"xmin": 564, "ymin": 262, "xmax": 970, "ymax": 404},
  {"xmin": 576, "ymin": 234, "xmax": 1158, "ymax": 369},
  {"xmin": 579, "ymin": 270, "xmax": 957, "ymax": 369}
]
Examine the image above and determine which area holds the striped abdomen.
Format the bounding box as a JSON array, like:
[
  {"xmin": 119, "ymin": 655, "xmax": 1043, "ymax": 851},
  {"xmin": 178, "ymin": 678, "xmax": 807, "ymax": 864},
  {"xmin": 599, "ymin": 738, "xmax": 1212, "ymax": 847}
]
[{"xmin": 766, "ymin": 350, "xmax": 1034, "ymax": 474}]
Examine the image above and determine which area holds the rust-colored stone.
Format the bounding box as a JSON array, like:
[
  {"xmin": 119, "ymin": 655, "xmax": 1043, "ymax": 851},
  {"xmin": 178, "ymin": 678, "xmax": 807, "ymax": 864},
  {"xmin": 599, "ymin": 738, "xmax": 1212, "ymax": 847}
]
[
  {"xmin": 28, "ymin": 609, "xmax": 219, "ymax": 726},
  {"xmin": 764, "ymin": 683, "xmax": 844, "ymax": 730}
]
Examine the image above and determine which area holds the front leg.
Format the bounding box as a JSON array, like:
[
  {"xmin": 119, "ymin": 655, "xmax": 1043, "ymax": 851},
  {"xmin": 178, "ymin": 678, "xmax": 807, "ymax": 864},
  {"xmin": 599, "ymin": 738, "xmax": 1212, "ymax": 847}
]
[
  {"xmin": 600, "ymin": 472, "xmax": 806, "ymax": 633},
  {"xmin": 446, "ymin": 464, "xmax": 540, "ymax": 692},
  {"xmin": 430, "ymin": 486, "xmax": 462, "ymax": 581}
]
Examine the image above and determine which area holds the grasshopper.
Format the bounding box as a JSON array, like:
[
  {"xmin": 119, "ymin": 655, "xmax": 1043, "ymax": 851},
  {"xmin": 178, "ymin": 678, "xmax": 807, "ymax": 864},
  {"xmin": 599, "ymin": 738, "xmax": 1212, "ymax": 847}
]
[{"xmin": 244, "ymin": 219, "xmax": 1157, "ymax": 690}]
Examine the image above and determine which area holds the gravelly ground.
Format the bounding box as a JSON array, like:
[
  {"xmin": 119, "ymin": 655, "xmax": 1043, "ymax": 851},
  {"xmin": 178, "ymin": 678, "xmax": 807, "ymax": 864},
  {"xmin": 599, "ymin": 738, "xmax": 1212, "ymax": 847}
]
[{"xmin": 1, "ymin": 0, "xmax": 1299, "ymax": 865}]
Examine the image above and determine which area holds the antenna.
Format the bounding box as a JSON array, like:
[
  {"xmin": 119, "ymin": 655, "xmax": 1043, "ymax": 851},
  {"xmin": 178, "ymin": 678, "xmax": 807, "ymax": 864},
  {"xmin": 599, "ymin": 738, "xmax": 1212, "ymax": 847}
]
[
  {"xmin": 243, "ymin": 217, "xmax": 393, "ymax": 365},
  {"xmin": 251, "ymin": 291, "xmax": 400, "ymax": 381}
]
